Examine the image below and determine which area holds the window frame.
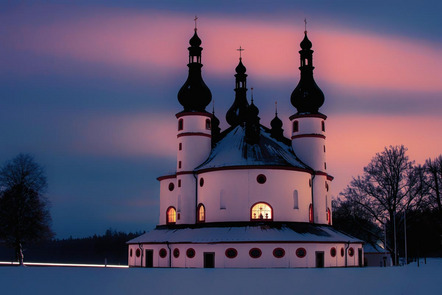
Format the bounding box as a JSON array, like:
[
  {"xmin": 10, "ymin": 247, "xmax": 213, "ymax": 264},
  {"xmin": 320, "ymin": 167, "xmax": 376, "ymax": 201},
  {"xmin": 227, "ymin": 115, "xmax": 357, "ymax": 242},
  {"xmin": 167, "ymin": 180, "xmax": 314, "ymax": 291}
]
[
  {"xmin": 166, "ymin": 206, "xmax": 177, "ymax": 225},
  {"xmin": 250, "ymin": 202, "xmax": 273, "ymax": 221}
]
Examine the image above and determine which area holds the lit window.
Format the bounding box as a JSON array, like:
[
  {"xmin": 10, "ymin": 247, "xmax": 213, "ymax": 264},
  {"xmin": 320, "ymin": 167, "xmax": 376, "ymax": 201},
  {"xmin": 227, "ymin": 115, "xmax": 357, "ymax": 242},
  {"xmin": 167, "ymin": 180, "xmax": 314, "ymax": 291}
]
[
  {"xmin": 205, "ymin": 119, "xmax": 211, "ymax": 130},
  {"xmin": 178, "ymin": 119, "xmax": 183, "ymax": 131},
  {"xmin": 293, "ymin": 121, "xmax": 299, "ymax": 132},
  {"xmin": 293, "ymin": 190, "xmax": 299, "ymax": 209},
  {"xmin": 309, "ymin": 204, "xmax": 313, "ymax": 223},
  {"xmin": 166, "ymin": 206, "xmax": 176, "ymax": 224},
  {"xmin": 197, "ymin": 204, "xmax": 205, "ymax": 223},
  {"xmin": 251, "ymin": 202, "xmax": 273, "ymax": 221}
]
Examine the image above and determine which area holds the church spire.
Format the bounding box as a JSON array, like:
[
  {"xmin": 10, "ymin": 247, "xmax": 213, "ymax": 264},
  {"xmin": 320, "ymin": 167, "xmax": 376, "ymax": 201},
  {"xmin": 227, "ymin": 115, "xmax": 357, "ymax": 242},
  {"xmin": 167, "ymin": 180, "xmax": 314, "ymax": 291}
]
[
  {"xmin": 290, "ymin": 27, "xmax": 324, "ymax": 114},
  {"xmin": 226, "ymin": 47, "xmax": 249, "ymax": 126},
  {"xmin": 177, "ymin": 21, "xmax": 212, "ymax": 112}
]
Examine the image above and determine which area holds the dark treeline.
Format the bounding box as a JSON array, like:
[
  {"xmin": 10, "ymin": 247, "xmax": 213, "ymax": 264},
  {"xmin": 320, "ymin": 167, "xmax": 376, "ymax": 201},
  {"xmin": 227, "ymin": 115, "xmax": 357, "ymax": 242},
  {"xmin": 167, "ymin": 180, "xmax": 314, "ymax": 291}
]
[{"xmin": 0, "ymin": 229, "xmax": 143, "ymax": 265}]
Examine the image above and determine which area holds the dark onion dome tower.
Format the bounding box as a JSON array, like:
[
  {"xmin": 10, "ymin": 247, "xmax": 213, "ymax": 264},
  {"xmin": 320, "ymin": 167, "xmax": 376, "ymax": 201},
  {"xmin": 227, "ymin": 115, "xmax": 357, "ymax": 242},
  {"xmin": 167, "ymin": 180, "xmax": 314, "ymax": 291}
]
[
  {"xmin": 290, "ymin": 31, "xmax": 324, "ymax": 114},
  {"xmin": 177, "ymin": 29, "xmax": 212, "ymax": 112},
  {"xmin": 270, "ymin": 103, "xmax": 284, "ymax": 141},
  {"xmin": 289, "ymin": 29, "xmax": 330, "ymax": 225},
  {"xmin": 175, "ymin": 26, "xmax": 213, "ymax": 224},
  {"xmin": 226, "ymin": 50, "xmax": 249, "ymax": 126}
]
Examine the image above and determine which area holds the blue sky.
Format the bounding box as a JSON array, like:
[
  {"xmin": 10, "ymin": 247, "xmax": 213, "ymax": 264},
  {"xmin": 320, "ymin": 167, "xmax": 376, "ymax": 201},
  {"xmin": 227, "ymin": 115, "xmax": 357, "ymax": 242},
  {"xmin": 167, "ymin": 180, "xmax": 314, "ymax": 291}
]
[{"xmin": 1, "ymin": 0, "xmax": 441, "ymax": 238}]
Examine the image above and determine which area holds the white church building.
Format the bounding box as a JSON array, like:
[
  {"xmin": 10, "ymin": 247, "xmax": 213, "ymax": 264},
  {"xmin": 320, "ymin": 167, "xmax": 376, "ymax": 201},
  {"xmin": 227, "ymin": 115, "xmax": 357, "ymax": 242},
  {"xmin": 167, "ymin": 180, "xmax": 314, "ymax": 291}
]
[{"xmin": 128, "ymin": 25, "xmax": 363, "ymax": 268}]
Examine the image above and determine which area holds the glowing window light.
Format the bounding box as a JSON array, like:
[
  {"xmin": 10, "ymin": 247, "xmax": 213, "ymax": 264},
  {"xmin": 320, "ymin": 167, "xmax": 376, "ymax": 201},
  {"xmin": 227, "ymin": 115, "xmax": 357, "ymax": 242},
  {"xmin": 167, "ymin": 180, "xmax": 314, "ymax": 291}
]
[
  {"xmin": 167, "ymin": 206, "xmax": 176, "ymax": 224},
  {"xmin": 251, "ymin": 202, "xmax": 272, "ymax": 220}
]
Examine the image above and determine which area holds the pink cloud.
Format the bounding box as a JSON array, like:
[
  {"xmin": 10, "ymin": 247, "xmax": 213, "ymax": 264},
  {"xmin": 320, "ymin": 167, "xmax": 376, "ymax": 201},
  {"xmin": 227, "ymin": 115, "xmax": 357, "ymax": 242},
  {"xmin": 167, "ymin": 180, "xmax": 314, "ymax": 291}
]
[{"xmin": 7, "ymin": 6, "xmax": 442, "ymax": 92}]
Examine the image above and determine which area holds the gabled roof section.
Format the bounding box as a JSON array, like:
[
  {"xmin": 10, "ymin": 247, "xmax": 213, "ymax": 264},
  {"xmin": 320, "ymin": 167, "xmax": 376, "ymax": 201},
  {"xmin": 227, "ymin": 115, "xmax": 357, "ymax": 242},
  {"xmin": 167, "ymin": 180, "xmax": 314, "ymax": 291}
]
[{"xmin": 195, "ymin": 125, "xmax": 310, "ymax": 171}]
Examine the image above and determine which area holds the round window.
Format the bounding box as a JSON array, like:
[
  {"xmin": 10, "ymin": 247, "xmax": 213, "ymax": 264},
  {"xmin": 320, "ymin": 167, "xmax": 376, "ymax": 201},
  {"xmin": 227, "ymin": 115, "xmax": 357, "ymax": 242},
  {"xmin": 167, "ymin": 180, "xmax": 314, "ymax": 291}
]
[
  {"xmin": 256, "ymin": 174, "xmax": 267, "ymax": 184},
  {"xmin": 348, "ymin": 247, "xmax": 354, "ymax": 257},
  {"xmin": 340, "ymin": 248, "xmax": 344, "ymax": 257},
  {"xmin": 159, "ymin": 248, "xmax": 167, "ymax": 258},
  {"xmin": 199, "ymin": 178, "xmax": 204, "ymax": 187},
  {"xmin": 173, "ymin": 248, "xmax": 180, "ymax": 258},
  {"xmin": 130, "ymin": 249, "xmax": 133, "ymax": 257},
  {"xmin": 168, "ymin": 183, "xmax": 174, "ymax": 191},
  {"xmin": 186, "ymin": 248, "xmax": 195, "ymax": 258},
  {"xmin": 225, "ymin": 248, "xmax": 238, "ymax": 259},
  {"xmin": 273, "ymin": 248, "xmax": 285, "ymax": 258},
  {"xmin": 135, "ymin": 249, "xmax": 141, "ymax": 257},
  {"xmin": 296, "ymin": 248, "xmax": 306, "ymax": 258},
  {"xmin": 330, "ymin": 247, "xmax": 336, "ymax": 257},
  {"xmin": 249, "ymin": 248, "xmax": 262, "ymax": 259}
]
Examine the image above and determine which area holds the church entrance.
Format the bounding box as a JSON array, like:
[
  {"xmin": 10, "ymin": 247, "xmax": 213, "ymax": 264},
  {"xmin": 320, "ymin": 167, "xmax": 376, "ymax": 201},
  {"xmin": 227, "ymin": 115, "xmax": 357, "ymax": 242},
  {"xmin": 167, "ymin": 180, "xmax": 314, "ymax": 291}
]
[
  {"xmin": 145, "ymin": 250, "xmax": 153, "ymax": 268},
  {"xmin": 315, "ymin": 251, "xmax": 324, "ymax": 268},
  {"xmin": 204, "ymin": 252, "xmax": 215, "ymax": 268}
]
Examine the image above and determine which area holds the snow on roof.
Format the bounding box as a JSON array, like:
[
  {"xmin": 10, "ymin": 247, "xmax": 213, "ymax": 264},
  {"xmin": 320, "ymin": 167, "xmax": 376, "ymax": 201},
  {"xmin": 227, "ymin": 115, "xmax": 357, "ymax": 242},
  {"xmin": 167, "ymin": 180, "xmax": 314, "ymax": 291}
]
[
  {"xmin": 363, "ymin": 242, "xmax": 389, "ymax": 253},
  {"xmin": 127, "ymin": 224, "xmax": 362, "ymax": 244},
  {"xmin": 195, "ymin": 125, "xmax": 309, "ymax": 171}
]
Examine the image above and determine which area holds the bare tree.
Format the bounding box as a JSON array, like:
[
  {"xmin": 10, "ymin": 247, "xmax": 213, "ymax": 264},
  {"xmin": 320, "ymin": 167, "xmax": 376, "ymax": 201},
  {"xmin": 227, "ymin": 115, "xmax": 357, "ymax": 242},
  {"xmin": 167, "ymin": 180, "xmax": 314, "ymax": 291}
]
[
  {"xmin": 340, "ymin": 145, "xmax": 419, "ymax": 264},
  {"xmin": 0, "ymin": 154, "xmax": 54, "ymax": 265},
  {"xmin": 424, "ymin": 155, "xmax": 442, "ymax": 215}
]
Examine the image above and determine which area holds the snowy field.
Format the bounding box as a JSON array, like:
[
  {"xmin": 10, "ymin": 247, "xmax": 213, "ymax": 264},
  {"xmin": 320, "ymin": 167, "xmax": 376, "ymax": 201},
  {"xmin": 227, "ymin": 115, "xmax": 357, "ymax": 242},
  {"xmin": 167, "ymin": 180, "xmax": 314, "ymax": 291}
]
[{"xmin": 1, "ymin": 259, "xmax": 440, "ymax": 295}]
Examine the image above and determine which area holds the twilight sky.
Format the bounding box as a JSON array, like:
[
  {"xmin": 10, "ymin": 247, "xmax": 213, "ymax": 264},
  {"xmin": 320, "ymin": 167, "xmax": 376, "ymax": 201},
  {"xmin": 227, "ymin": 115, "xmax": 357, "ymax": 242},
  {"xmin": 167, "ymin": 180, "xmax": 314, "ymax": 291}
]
[{"xmin": 1, "ymin": 0, "xmax": 441, "ymax": 238}]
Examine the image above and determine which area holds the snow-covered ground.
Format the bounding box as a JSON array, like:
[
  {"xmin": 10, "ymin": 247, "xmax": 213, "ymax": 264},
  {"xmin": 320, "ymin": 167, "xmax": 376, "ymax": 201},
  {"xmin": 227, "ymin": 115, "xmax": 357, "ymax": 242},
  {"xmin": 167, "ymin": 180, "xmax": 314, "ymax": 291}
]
[{"xmin": 1, "ymin": 259, "xmax": 440, "ymax": 295}]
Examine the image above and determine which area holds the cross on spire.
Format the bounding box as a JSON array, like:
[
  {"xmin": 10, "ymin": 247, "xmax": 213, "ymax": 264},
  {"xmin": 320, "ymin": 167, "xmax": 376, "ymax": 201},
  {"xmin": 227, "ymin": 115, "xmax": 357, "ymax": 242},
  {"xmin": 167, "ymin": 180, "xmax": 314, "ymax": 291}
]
[
  {"xmin": 304, "ymin": 18, "xmax": 307, "ymax": 33},
  {"xmin": 275, "ymin": 101, "xmax": 278, "ymax": 115},
  {"xmin": 237, "ymin": 46, "xmax": 244, "ymax": 59},
  {"xmin": 194, "ymin": 16, "xmax": 198, "ymax": 31}
]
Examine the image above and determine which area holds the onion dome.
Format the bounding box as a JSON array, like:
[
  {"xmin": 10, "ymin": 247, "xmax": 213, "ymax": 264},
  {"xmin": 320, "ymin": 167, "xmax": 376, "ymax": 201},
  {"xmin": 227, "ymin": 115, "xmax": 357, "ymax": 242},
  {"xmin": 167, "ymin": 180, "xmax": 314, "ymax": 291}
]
[
  {"xmin": 245, "ymin": 93, "xmax": 260, "ymax": 145},
  {"xmin": 290, "ymin": 31, "xmax": 324, "ymax": 114},
  {"xmin": 226, "ymin": 57, "xmax": 249, "ymax": 126},
  {"xmin": 177, "ymin": 29, "xmax": 212, "ymax": 112},
  {"xmin": 270, "ymin": 106, "xmax": 284, "ymax": 141},
  {"xmin": 247, "ymin": 99, "xmax": 259, "ymax": 120}
]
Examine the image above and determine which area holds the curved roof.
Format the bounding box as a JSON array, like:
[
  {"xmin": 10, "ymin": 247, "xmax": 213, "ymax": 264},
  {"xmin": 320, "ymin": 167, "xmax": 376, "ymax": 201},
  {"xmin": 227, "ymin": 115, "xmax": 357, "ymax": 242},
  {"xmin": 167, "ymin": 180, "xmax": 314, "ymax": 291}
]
[{"xmin": 195, "ymin": 125, "xmax": 310, "ymax": 171}]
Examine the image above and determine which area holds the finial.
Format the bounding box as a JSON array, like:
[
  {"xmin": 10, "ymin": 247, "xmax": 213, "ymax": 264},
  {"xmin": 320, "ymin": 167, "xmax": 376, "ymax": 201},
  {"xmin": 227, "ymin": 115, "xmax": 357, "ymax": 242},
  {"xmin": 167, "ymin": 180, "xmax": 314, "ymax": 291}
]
[
  {"xmin": 194, "ymin": 16, "xmax": 198, "ymax": 31},
  {"xmin": 304, "ymin": 18, "xmax": 307, "ymax": 33},
  {"xmin": 212, "ymin": 100, "xmax": 215, "ymax": 114},
  {"xmin": 237, "ymin": 46, "xmax": 244, "ymax": 59},
  {"xmin": 275, "ymin": 101, "xmax": 278, "ymax": 115},
  {"xmin": 251, "ymin": 87, "xmax": 254, "ymax": 103}
]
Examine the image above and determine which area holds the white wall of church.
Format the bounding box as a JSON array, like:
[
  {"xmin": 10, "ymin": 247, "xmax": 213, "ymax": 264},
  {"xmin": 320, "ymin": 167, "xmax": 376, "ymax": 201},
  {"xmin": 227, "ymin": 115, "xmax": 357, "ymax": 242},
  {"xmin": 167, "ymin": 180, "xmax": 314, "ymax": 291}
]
[
  {"xmin": 196, "ymin": 169, "xmax": 313, "ymax": 223},
  {"xmin": 128, "ymin": 242, "xmax": 363, "ymax": 268}
]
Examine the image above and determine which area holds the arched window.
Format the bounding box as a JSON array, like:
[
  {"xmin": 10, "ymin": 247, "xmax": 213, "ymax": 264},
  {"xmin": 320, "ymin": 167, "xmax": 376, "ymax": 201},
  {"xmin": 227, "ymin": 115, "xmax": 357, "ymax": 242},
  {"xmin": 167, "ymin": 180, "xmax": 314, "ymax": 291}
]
[
  {"xmin": 309, "ymin": 204, "xmax": 314, "ymax": 223},
  {"xmin": 197, "ymin": 204, "xmax": 205, "ymax": 223},
  {"xmin": 293, "ymin": 121, "xmax": 299, "ymax": 132},
  {"xmin": 293, "ymin": 190, "xmax": 299, "ymax": 209},
  {"xmin": 205, "ymin": 119, "xmax": 211, "ymax": 130},
  {"xmin": 251, "ymin": 202, "xmax": 273, "ymax": 221},
  {"xmin": 178, "ymin": 119, "xmax": 183, "ymax": 131},
  {"xmin": 166, "ymin": 206, "xmax": 176, "ymax": 224}
]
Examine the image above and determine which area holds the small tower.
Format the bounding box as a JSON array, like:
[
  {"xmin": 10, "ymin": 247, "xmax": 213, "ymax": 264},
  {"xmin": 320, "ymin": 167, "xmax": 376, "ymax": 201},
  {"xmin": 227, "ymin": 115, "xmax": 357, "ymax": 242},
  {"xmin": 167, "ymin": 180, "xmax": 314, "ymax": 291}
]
[
  {"xmin": 290, "ymin": 28, "xmax": 330, "ymax": 224},
  {"xmin": 176, "ymin": 23, "xmax": 213, "ymax": 224},
  {"xmin": 226, "ymin": 47, "xmax": 249, "ymax": 127}
]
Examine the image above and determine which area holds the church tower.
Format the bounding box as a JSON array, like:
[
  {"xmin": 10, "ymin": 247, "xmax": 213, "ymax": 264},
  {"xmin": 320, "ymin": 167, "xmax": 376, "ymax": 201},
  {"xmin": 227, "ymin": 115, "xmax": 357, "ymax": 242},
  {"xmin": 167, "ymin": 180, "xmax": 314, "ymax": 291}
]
[
  {"xmin": 290, "ymin": 29, "xmax": 331, "ymax": 225},
  {"xmin": 175, "ymin": 25, "xmax": 212, "ymax": 224}
]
